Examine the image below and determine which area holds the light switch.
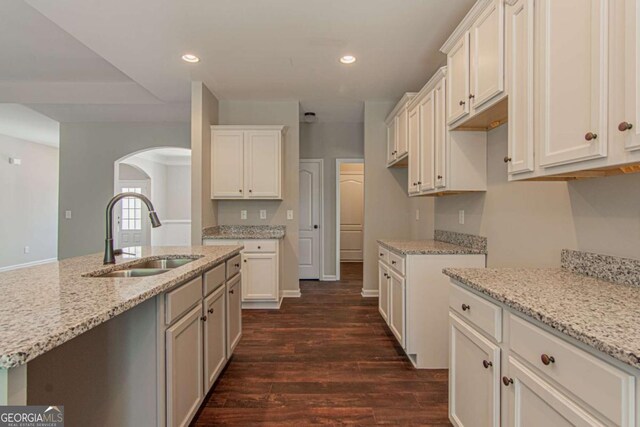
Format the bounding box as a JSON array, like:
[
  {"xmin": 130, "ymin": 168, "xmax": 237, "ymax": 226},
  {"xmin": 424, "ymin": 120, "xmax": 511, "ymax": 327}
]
[
  {"xmin": 24, "ymin": 246, "xmax": 30, "ymax": 254},
  {"xmin": 9, "ymin": 157, "xmax": 21, "ymax": 165},
  {"xmin": 458, "ymin": 210, "xmax": 465, "ymax": 225},
  {"xmin": 260, "ymin": 210, "xmax": 267, "ymax": 220},
  {"xmin": 65, "ymin": 210, "xmax": 72, "ymax": 219},
  {"xmin": 287, "ymin": 210, "xmax": 294, "ymax": 220},
  {"xmin": 240, "ymin": 210, "xmax": 247, "ymax": 220}
]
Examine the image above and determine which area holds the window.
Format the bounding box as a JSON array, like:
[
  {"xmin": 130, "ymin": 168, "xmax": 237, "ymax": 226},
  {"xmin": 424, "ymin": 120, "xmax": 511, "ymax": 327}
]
[{"xmin": 121, "ymin": 187, "xmax": 142, "ymax": 231}]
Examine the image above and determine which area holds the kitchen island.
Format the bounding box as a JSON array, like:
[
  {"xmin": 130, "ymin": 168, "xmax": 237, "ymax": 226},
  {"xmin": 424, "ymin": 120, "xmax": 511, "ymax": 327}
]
[{"xmin": 0, "ymin": 245, "xmax": 242, "ymax": 427}]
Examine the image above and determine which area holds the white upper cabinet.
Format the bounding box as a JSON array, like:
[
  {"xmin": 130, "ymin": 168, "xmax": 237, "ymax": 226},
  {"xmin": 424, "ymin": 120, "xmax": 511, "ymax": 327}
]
[
  {"xmin": 408, "ymin": 105, "xmax": 420, "ymax": 194},
  {"xmin": 418, "ymin": 90, "xmax": 436, "ymax": 192},
  {"xmin": 385, "ymin": 93, "xmax": 416, "ymax": 168},
  {"xmin": 433, "ymin": 78, "xmax": 448, "ymax": 188},
  {"xmin": 470, "ymin": 0, "xmax": 505, "ymax": 110},
  {"xmin": 505, "ymin": 0, "xmax": 534, "ymax": 175},
  {"xmin": 536, "ymin": 0, "xmax": 609, "ymax": 168},
  {"xmin": 447, "ymin": 33, "xmax": 471, "ymax": 125},
  {"xmin": 211, "ymin": 126, "xmax": 285, "ymax": 200},
  {"xmin": 387, "ymin": 119, "xmax": 397, "ymax": 164},
  {"xmin": 396, "ymin": 107, "xmax": 409, "ymax": 158},
  {"xmin": 623, "ymin": 0, "xmax": 640, "ymax": 151}
]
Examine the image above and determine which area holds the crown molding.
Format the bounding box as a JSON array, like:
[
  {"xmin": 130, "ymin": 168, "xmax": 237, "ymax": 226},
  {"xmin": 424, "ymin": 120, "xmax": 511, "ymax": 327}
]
[
  {"xmin": 408, "ymin": 66, "xmax": 448, "ymax": 111},
  {"xmin": 440, "ymin": 0, "xmax": 493, "ymax": 54},
  {"xmin": 384, "ymin": 92, "xmax": 418, "ymax": 124}
]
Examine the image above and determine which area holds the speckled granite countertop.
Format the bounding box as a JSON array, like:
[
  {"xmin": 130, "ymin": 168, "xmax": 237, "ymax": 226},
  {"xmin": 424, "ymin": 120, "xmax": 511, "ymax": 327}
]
[
  {"xmin": 444, "ymin": 250, "xmax": 640, "ymax": 369},
  {"xmin": 0, "ymin": 245, "xmax": 242, "ymax": 369},
  {"xmin": 203, "ymin": 225, "xmax": 286, "ymax": 240},
  {"xmin": 378, "ymin": 239, "xmax": 486, "ymax": 255}
]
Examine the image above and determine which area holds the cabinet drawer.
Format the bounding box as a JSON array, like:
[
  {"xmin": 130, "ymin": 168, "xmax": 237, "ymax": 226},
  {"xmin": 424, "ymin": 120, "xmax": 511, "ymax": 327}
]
[
  {"xmin": 165, "ymin": 276, "xmax": 202, "ymax": 325},
  {"xmin": 226, "ymin": 254, "xmax": 241, "ymax": 279},
  {"xmin": 509, "ymin": 314, "xmax": 635, "ymax": 426},
  {"xmin": 378, "ymin": 246, "xmax": 389, "ymax": 263},
  {"xmin": 243, "ymin": 240, "xmax": 277, "ymax": 253},
  {"xmin": 449, "ymin": 283, "xmax": 502, "ymax": 342},
  {"xmin": 388, "ymin": 251, "xmax": 405, "ymax": 275},
  {"xmin": 203, "ymin": 262, "xmax": 225, "ymax": 296}
]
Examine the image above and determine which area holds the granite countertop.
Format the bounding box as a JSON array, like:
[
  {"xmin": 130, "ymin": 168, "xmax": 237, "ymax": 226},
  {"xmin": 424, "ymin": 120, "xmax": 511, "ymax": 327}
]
[
  {"xmin": 377, "ymin": 239, "xmax": 486, "ymax": 255},
  {"xmin": 0, "ymin": 245, "xmax": 242, "ymax": 369},
  {"xmin": 203, "ymin": 225, "xmax": 286, "ymax": 240},
  {"xmin": 443, "ymin": 266, "xmax": 640, "ymax": 369}
]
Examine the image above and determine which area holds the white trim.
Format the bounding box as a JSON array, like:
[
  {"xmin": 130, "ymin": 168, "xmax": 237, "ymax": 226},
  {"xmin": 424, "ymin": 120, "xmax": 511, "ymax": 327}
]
[
  {"xmin": 161, "ymin": 219, "xmax": 192, "ymax": 224},
  {"xmin": 299, "ymin": 158, "xmax": 324, "ymax": 280},
  {"xmin": 242, "ymin": 298, "xmax": 283, "ymax": 310},
  {"xmin": 321, "ymin": 275, "xmax": 338, "ymax": 282},
  {"xmin": 281, "ymin": 290, "xmax": 302, "ymax": 298},
  {"xmin": 440, "ymin": 0, "xmax": 493, "ymax": 54},
  {"xmin": 335, "ymin": 158, "xmax": 364, "ymax": 282},
  {"xmin": 0, "ymin": 258, "xmax": 57, "ymax": 273},
  {"xmin": 385, "ymin": 93, "xmax": 418, "ymax": 125},
  {"xmin": 211, "ymin": 125, "xmax": 287, "ymax": 134},
  {"xmin": 361, "ymin": 289, "xmax": 379, "ymax": 298}
]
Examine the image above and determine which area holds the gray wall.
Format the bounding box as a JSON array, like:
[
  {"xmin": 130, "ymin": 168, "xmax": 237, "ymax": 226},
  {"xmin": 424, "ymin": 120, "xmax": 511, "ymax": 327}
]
[
  {"xmin": 435, "ymin": 124, "xmax": 640, "ymax": 266},
  {"xmin": 217, "ymin": 100, "xmax": 300, "ymax": 293},
  {"xmin": 58, "ymin": 122, "xmax": 189, "ymax": 259},
  {"xmin": 300, "ymin": 122, "xmax": 364, "ymax": 277},
  {"xmin": 0, "ymin": 134, "xmax": 58, "ymax": 269}
]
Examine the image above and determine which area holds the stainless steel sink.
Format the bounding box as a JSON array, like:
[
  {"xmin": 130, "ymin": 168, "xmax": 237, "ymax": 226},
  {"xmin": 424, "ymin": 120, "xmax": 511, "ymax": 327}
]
[
  {"xmin": 129, "ymin": 257, "xmax": 196, "ymax": 269},
  {"xmin": 98, "ymin": 268, "xmax": 170, "ymax": 278}
]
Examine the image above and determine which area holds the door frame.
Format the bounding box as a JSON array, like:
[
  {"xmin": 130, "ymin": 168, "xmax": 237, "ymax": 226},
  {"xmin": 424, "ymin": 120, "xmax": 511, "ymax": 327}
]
[
  {"xmin": 299, "ymin": 158, "xmax": 325, "ymax": 280},
  {"xmin": 115, "ymin": 179, "xmax": 151, "ymax": 248},
  {"xmin": 335, "ymin": 158, "xmax": 364, "ymax": 281}
]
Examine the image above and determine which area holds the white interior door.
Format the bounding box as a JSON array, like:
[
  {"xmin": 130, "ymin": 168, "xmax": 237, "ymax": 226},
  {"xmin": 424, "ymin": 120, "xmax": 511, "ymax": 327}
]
[
  {"xmin": 299, "ymin": 160, "xmax": 321, "ymax": 279},
  {"xmin": 339, "ymin": 169, "xmax": 364, "ymax": 262},
  {"xmin": 116, "ymin": 181, "xmax": 150, "ymax": 248}
]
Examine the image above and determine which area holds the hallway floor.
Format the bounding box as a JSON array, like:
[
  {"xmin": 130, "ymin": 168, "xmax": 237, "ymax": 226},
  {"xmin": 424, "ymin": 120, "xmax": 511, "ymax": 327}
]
[{"xmin": 192, "ymin": 263, "xmax": 451, "ymax": 425}]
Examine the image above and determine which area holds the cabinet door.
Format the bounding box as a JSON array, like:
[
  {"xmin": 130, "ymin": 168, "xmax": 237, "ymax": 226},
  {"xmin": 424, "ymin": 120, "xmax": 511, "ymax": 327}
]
[
  {"xmin": 447, "ymin": 32, "xmax": 471, "ymax": 124},
  {"xmin": 506, "ymin": 0, "xmax": 535, "ymax": 175},
  {"xmin": 396, "ymin": 107, "xmax": 409, "ymax": 158},
  {"xmin": 245, "ymin": 130, "xmax": 281, "ymax": 199},
  {"xmin": 226, "ymin": 274, "xmax": 242, "ymax": 356},
  {"xmin": 624, "ymin": 0, "xmax": 640, "ymax": 151},
  {"xmin": 242, "ymin": 253, "xmax": 278, "ymax": 300},
  {"xmin": 537, "ymin": 0, "xmax": 609, "ymax": 167},
  {"xmin": 419, "ymin": 90, "xmax": 436, "ymax": 192},
  {"xmin": 378, "ymin": 262, "xmax": 390, "ymax": 322},
  {"xmin": 408, "ymin": 106, "xmax": 420, "ymax": 194},
  {"xmin": 388, "ymin": 269, "xmax": 405, "ymax": 348},
  {"xmin": 449, "ymin": 313, "xmax": 500, "ymax": 427},
  {"xmin": 166, "ymin": 305, "xmax": 204, "ymax": 427},
  {"xmin": 211, "ymin": 131, "xmax": 245, "ymax": 199},
  {"xmin": 505, "ymin": 357, "xmax": 604, "ymax": 426},
  {"xmin": 387, "ymin": 121, "xmax": 397, "ymax": 164},
  {"xmin": 434, "ymin": 77, "xmax": 448, "ymax": 188},
  {"xmin": 203, "ymin": 286, "xmax": 226, "ymax": 391},
  {"xmin": 470, "ymin": 0, "xmax": 505, "ymax": 110}
]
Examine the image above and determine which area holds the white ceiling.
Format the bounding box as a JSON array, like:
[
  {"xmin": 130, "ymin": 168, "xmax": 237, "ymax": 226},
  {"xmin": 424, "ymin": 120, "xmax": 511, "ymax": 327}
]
[
  {"xmin": 4, "ymin": 0, "xmax": 475, "ymax": 123},
  {"xmin": 0, "ymin": 104, "xmax": 59, "ymax": 147}
]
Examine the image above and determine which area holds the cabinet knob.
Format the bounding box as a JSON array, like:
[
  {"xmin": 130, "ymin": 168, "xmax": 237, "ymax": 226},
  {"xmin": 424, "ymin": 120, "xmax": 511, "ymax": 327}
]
[
  {"xmin": 469, "ymin": 94, "xmax": 475, "ymax": 100},
  {"xmin": 380, "ymin": 253, "xmax": 384, "ymax": 256},
  {"xmin": 540, "ymin": 354, "xmax": 555, "ymax": 365},
  {"xmin": 504, "ymin": 156, "xmax": 512, "ymax": 163},
  {"xmin": 482, "ymin": 360, "xmax": 493, "ymax": 369},
  {"xmin": 239, "ymin": 189, "xmax": 243, "ymax": 193},
  {"xmin": 585, "ymin": 132, "xmax": 598, "ymax": 141},
  {"xmin": 208, "ymin": 308, "xmax": 214, "ymax": 314},
  {"xmin": 391, "ymin": 260, "xmax": 396, "ymax": 265},
  {"xmin": 314, "ymin": 225, "xmax": 319, "ymax": 229},
  {"xmin": 229, "ymin": 289, "xmax": 234, "ymax": 294},
  {"xmin": 502, "ymin": 376, "xmax": 513, "ymax": 386},
  {"xmin": 412, "ymin": 182, "xmax": 417, "ymax": 186},
  {"xmin": 249, "ymin": 189, "xmax": 253, "ymax": 193},
  {"xmin": 200, "ymin": 315, "xmax": 207, "ymax": 322},
  {"xmin": 234, "ymin": 263, "xmax": 240, "ymax": 268},
  {"xmin": 459, "ymin": 100, "xmax": 466, "ymax": 106},
  {"xmin": 619, "ymin": 121, "xmax": 634, "ymax": 132},
  {"xmin": 461, "ymin": 303, "xmax": 470, "ymax": 312},
  {"xmin": 243, "ymin": 259, "xmax": 247, "ymax": 263},
  {"xmin": 257, "ymin": 246, "xmax": 261, "ymax": 249},
  {"xmin": 437, "ymin": 175, "xmax": 443, "ymax": 180},
  {"xmin": 417, "ymin": 181, "xmax": 422, "ymax": 185}
]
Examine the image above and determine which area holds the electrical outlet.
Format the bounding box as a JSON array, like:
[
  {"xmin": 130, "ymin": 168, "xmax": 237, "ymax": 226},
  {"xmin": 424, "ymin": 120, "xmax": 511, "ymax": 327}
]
[
  {"xmin": 287, "ymin": 210, "xmax": 294, "ymax": 220},
  {"xmin": 65, "ymin": 210, "xmax": 72, "ymax": 219},
  {"xmin": 9, "ymin": 157, "xmax": 21, "ymax": 165},
  {"xmin": 458, "ymin": 210, "xmax": 465, "ymax": 225},
  {"xmin": 24, "ymin": 246, "xmax": 30, "ymax": 254},
  {"xmin": 240, "ymin": 210, "xmax": 247, "ymax": 220},
  {"xmin": 415, "ymin": 209, "xmax": 420, "ymax": 221},
  {"xmin": 260, "ymin": 210, "xmax": 267, "ymax": 220}
]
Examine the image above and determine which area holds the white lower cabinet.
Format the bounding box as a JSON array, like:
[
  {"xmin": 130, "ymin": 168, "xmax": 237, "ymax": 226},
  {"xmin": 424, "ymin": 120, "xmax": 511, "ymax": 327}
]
[
  {"xmin": 449, "ymin": 312, "xmax": 500, "ymax": 427},
  {"xmin": 226, "ymin": 273, "xmax": 242, "ymax": 355},
  {"xmin": 388, "ymin": 269, "xmax": 405, "ymax": 347},
  {"xmin": 203, "ymin": 286, "xmax": 227, "ymax": 391},
  {"xmin": 448, "ymin": 280, "xmax": 637, "ymax": 427},
  {"xmin": 166, "ymin": 305, "xmax": 204, "ymax": 427},
  {"xmin": 378, "ymin": 261, "xmax": 390, "ymax": 322}
]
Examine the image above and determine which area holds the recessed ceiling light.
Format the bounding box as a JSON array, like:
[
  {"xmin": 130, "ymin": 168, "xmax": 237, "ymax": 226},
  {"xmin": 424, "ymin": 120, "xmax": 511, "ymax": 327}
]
[
  {"xmin": 340, "ymin": 55, "xmax": 356, "ymax": 64},
  {"xmin": 182, "ymin": 54, "xmax": 200, "ymax": 63}
]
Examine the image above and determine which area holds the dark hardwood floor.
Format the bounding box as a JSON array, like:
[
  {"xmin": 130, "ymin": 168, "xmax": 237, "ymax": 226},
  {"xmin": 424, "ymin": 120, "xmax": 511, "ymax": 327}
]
[{"xmin": 192, "ymin": 262, "xmax": 451, "ymax": 426}]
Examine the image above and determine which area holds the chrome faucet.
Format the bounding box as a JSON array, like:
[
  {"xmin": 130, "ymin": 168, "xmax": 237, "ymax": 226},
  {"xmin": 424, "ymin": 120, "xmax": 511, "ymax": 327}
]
[{"xmin": 104, "ymin": 192, "xmax": 162, "ymax": 264}]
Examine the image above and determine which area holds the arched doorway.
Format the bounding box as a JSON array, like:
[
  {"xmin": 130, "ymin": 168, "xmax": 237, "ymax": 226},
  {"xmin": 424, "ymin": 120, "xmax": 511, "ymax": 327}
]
[{"xmin": 114, "ymin": 147, "xmax": 191, "ymax": 248}]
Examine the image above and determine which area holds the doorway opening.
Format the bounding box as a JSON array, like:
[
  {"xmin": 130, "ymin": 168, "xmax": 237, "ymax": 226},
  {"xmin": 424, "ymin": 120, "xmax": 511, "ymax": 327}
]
[
  {"xmin": 336, "ymin": 158, "xmax": 364, "ymax": 281},
  {"xmin": 114, "ymin": 147, "xmax": 192, "ymax": 249}
]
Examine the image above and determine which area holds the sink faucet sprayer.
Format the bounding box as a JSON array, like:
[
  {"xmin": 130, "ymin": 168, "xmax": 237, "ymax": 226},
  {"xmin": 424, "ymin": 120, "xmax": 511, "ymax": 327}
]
[{"xmin": 104, "ymin": 192, "xmax": 162, "ymax": 264}]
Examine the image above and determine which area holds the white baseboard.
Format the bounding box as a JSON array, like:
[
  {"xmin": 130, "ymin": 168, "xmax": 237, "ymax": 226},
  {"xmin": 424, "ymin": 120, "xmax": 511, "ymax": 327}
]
[
  {"xmin": 281, "ymin": 290, "xmax": 301, "ymax": 298},
  {"xmin": 0, "ymin": 258, "xmax": 57, "ymax": 273},
  {"xmin": 321, "ymin": 275, "xmax": 338, "ymax": 281},
  {"xmin": 242, "ymin": 298, "xmax": 283, "ymax": 310},
  {"xmin": 361, "ymin": 289, "xmax": 379, "ymax": 298}
]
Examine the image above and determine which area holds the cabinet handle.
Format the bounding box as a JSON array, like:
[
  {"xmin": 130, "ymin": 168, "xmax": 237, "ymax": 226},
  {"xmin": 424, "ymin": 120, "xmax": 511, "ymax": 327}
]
[
  {"xmin": 200, "ymin": 315, "xmax": 207, "ymax": 322},
  {"xmin": 502, "ymin": 376, "xmax": 513, "ymax": 386},
  {"xmin": 461, "ymin": 303, "xmax": 470, "ymax": 311},
  {"xmin": 482, "ymin": 360, "xmax": 493, "ymax": 369},
  {"xmin": 540, "ymin": 354, "xmax": 555, "ymax": 365},
  {"xmin": 585, "ymin": 132, "xmax": 598, "ymax": 141},
  {"xmin": 208, "ymin": 308, "xmax": 214, "ymax": 314},
  {"xmin": 619, "ymin": 121, "xmax": 634, "ymax": 132},
  {"xmin": 504, "ymin": 156, "xmax": 512, "ymax": 163},
  {"xmin": 459, "ymin": 100, "xmax": 466, "ymax": 106},
  {"xmin": 229, "ymin": 289, "xmax": 234, "ymax": 294}
]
